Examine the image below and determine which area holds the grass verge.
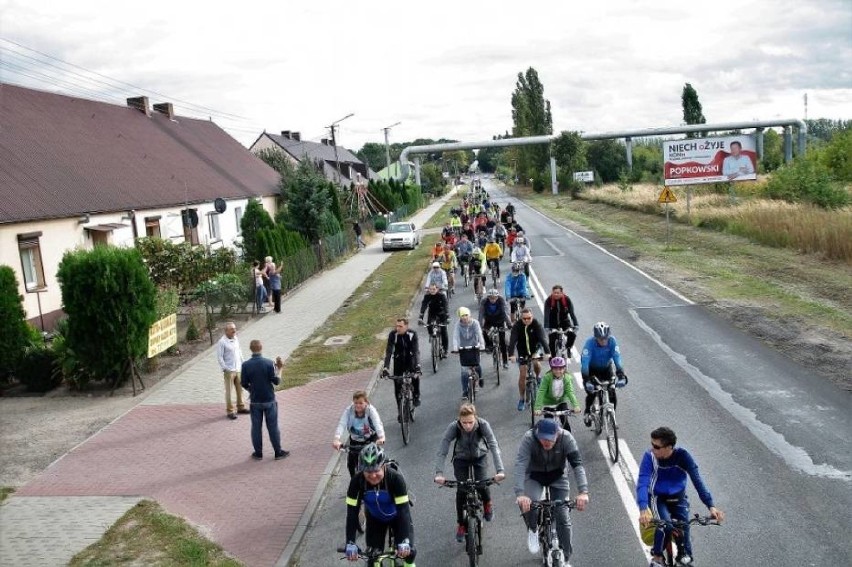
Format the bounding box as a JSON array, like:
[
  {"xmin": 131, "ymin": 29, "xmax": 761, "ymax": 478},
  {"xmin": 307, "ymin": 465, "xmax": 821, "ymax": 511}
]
[
  {"xmin": 422, "ymin": 186, "xmax": 463, "ymax": 229},
  {"xmin": 68, "ymin": 500, "xmax": 242, "ymax": 567},
  {"xmin": 0, "ymin": 486, "xmax": 14, "ymax": 504}
]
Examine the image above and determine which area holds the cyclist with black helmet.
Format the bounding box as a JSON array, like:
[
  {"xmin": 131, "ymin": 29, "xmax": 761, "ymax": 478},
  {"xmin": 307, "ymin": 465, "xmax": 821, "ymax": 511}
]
[
  {"xmin": 534, "ymin": 357, "xmax": 581, "ymax": 432},
  {"xmin": 580, "ymin": 322, "xmax": 628, "ymax": 425},
  {"xmin": 478, "ymin": 289, "xmax": 511, "ymax": 370},
  {"xmin": 344, "ymin": 443, "xmax": 417, "ymax": 564},
  {"xmin": 419, "ymin": 283, "xmax": 449, "ymax": 357}
]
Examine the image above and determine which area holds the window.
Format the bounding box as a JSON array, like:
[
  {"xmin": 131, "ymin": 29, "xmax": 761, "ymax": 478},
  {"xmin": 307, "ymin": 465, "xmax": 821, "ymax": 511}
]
[
  {"xmin": 18, "ymin": 232, "xmax": 46, "ymax": 291},
  {"xmin": 234, "ymin": 206, "xmax": 243, "ymax": 234},
  {"xmin": 181, "ymin": 208, "xmax": 200, "ymax": 245},
  {"xmin": 145, "ymin": 217, "xmax": 161, "ymax": 238},
  {"xmin": 207, "ymin": 212, "xmax": 221, "ymax": 242},
  {"xmin": 90, "ymin": 230, "xmax": 109, "ymax": 247}
]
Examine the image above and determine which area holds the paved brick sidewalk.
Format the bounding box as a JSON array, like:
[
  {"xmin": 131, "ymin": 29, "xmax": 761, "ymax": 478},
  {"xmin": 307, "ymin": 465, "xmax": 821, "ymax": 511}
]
[{"xmin": 0, "ymin": 192, "xmax": 452, "ymax": 567}]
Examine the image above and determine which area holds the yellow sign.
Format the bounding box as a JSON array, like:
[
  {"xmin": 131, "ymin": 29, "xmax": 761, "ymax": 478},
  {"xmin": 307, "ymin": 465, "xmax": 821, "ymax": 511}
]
[
  {"xmin": 148, "ymin": 313, "xmax": 177, "ymax": 358},
  {"xmin": 658, "ymin": 187, "xmax": 678, "ymax": 203}
]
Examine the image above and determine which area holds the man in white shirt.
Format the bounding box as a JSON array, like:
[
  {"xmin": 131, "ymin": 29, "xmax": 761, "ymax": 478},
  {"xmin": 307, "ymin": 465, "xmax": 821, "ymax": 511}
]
[
  {"xmin": 217, "ymin": 322, "xmax": 247, "ymax": 420},
  {"xmin": 722, "ymin": 141, "xmax": 755, "ymax": 180}
]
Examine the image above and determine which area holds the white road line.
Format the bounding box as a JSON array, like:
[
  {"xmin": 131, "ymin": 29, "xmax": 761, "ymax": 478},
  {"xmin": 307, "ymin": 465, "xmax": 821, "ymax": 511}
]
[
  {"xmin": 518, "ymin": 199, "xmax": 694, "ymax": 305},
  {"xmin": 598, "ymin": 440, "xmax": 652, "ymax": 562},
  {"xmin": 542, "ymin": 237, "xmax": 565, "ymax": 256}
]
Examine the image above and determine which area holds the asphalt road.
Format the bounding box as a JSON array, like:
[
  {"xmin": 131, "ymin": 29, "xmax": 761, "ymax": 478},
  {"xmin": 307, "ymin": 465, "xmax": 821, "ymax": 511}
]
[{"xmin": 294, "ymin": 179, "xmax": 852, "ymax": 566}]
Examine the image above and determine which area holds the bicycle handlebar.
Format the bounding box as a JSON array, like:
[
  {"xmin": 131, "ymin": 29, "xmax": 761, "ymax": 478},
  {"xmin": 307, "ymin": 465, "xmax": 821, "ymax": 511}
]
[
  {"xmin": 440, "ymin": 478, "xmax": 500, "ymax": 489},
  {"xmin": 539, "ymin": 406, "xmax": 576, "ymax": 417},
  {"xmin": 648, "ymin": 514, "xmax": 722, "ymax": 529},
  {"xmin": 529, "ymin": 498, "xmax": 577, "ymax": 511}
]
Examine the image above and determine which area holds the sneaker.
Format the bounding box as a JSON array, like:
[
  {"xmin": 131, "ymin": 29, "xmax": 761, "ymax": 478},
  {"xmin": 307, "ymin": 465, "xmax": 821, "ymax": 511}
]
[
  {"xmin": 675, "ymin": 553, "xmax": 693, "ymax": 565},
  {"xmin": 650, "ymin": 561, "xmax": 665, "ymax": 567},
  {"xmin": 583, "ymin": 412, "xmax": 592, "ymax": 427},
  {"xmin": 483, "ymin": 501, "xmax": 493, "ymax": 521},
  {"xmin": 517, "ymin": 399, "xmax": 525, "ymax": 412},
  {"xmin": 227, "ymin": 413, "xmax": 237, "ymax": 420},
  {"xmin": 274, "ymin": 450, "xmax": 290, "ymax": 460},
  {"xmin": 456, "ymin": 524, "xmax": 466, "ymax": 542},
  {"xmin": 251, "ymin": 452, "xmax": 262, "ymax": 460},
  {"xmin": 236, "ymin": 408, "xmax": 250, "ymax": 415},
  {"xmin": 413, "ymin": 397, "xmax": 421, "ymax": 407},
  {"xmin": 502, "ymin": 362, "xmax": 509, "ymax": 370},
  {"xmin": 462, "ymin": 391, "xmax": 469, "ymax": 400},
  {"xmin": 527, "ymin": 529, "xmax": 540, "ymax": 554},
  {"xmin": 478, "ymin": 378, "xmax": 484, "ymax": 387}
]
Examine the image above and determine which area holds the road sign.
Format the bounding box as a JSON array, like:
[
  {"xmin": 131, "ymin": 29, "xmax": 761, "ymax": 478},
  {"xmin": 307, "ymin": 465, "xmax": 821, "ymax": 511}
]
[{"xmin": 658, "ymin": 187, "xmax": 678, "ymax": 203}]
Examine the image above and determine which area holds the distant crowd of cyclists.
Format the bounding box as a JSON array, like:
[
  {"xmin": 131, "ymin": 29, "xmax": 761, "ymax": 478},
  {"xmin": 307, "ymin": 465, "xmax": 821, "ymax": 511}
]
[{"xmin": 335, "ymin": 178, "xmax": 724, "ymax": 567}]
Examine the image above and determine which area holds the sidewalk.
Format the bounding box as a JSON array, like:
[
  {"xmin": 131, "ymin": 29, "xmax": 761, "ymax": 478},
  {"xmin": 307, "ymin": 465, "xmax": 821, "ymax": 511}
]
[{"xmin": 0, "ymin": 193, "xmax": 452, "ymax": 567}]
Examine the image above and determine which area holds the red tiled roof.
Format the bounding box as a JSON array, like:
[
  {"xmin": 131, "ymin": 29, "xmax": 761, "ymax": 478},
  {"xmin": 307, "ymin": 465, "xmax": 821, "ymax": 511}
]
[{"xmin": 0, "ymin": 83, "xmax": 280, "ymax": 224}]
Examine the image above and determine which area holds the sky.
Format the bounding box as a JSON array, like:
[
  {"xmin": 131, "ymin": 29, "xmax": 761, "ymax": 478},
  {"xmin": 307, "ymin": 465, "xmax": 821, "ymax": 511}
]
[{"xmin": 1, "ymin": 0, "xmax": 850, "ymax": 153}]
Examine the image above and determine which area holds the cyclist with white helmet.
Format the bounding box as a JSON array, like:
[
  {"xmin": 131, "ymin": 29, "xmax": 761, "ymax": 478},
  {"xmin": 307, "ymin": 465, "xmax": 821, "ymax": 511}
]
[
  {"xmin": 580, "ymin": 322, "xmax": 628, "ymax": 425},
  {"xmin": 425, "ymin": 261, "xmax": 448, "ymax": 293},
  {"xmin": 510, "ymin": 236, "xmax": 532, "ymax": 278},
  {"xmin": 452, "ymin": 306, "xmax": 486, "ymax": 399},
  {"xmin": 534, "ymin": 357, "xmax": 581, "ymax": 432},
  {"xmin": 344, "ymin": 443, "xmax": 416, "ymax": 564}
]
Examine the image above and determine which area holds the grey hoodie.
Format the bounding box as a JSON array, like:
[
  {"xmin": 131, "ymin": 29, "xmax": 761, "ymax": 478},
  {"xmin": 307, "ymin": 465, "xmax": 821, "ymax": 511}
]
[
  {"xmin": 435, "ymin": 417, "xmax": 504, "ymax": 476},
  {"xmin": 513, "ymin": 427, "xmax": 588, "ymax": 496}
]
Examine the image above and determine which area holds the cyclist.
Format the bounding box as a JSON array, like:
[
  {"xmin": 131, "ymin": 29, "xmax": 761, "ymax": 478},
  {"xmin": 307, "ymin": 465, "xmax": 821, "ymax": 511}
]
[
  {"xmin": 505, "ymin": 201, "xmax": 516, "ymax": 218},
  {"xmin": 534, "ymin": 357, "xmax": 581, "ymax": 432},
  {"xmin": 383, "ymin": 318, "xmax": 422, "ymax": 417},
  {"xmin": 441, "ymin": 221, "xmax": 455, "ymax": 240},
  {"xmin": 514, "ymin": 418, "xmax": 589, "ymax": 558},
  {"xmin": 434, "ymin": 403, "xmax": 506, "ymax": 542},
  {"xmin": 431, "ymin": 240, "xmax": 445, "ymax": 261},
  {"xmin": 543, "ymin": 285, "xmax": 578, "ymax": 359},
  {"xmin": 451, "ymin": 307, "xmax": 486, "ymax": 399},
  {"xmin": 439, "ymin": 246, "xmax": 458, "ymax": 292},
  {"xmin": 493, "ymin": 222, "xmax": 507, "ymax": 253},
  {"xmin": 475, "ymin": 228, "xmax": 489, "ymax": 249},
  {"xmin": 344, "ymin": 443, "xmax": 417, "ymax": 565},
  {"xmin": 483, "ymin": 237, "xmax": 503, "ymax": 282},
  {"xmin": 469, "ymin": 246, "xmax": 488, "ymax": 297},
  {"xmin": 424, "ymin": 261, "xmax": 448, "ymax": 293},
  {"xmin": 449, "ymin": 213, "xmax": 462, "ymax": 235},
  {"xmin": 508, "ymin": 307, "xmax": 550, "ymax": 412},
  {"xmin": 333, "ymin": 390, "xmax": 386, "ymax": 477},
  {"xmin": 478, "ymin": 288, "xmax": 510, "ymax": 370},
  {"xmin": 511, "ymin": 236, "xmax": 532, "ymax": 277},
  {"xmin": 581, "ymin": 322, "xmax": 627, "ymax": 425},
  {"xmin": 455, "ymin": 233, "xmax": 474, "ymax": 267},
  {"xmin": 418, "ymin": 283, "xmax": 449, "ymax": 357},
  {"xmin": 637, "ymin": 427, "xmax": 725, "ymax": 567},
  {"xmin": 504, "ymin": 262, "xmax": 530, "ymax": 321}
]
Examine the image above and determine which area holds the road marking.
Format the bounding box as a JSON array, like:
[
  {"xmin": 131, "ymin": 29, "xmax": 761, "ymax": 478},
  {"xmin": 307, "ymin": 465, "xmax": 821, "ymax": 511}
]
[
  {"xmin": 630, "ymin": 308, "xmax": 852, "ymax": 481},
  {"xmin": 541, "ymin": 237, "xmax": 565, "ymax": 256},
  {"xmin": 598, "ymin": 439, "xmax": 652, "ymax": 562}
]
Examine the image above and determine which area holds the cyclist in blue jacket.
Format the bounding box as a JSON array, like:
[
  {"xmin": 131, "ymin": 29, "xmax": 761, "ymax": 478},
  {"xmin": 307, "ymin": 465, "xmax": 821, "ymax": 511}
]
[
  {"xmin": 580, "ymin": 321, "xmax": 627, "ymax": 425},
  {"xmin": 504, "ymin": 262, "xmax": 530, "ymax": 321},
  {"xmin": 637, "ymin": 427, "xmax": 725, "ymax": 567}
]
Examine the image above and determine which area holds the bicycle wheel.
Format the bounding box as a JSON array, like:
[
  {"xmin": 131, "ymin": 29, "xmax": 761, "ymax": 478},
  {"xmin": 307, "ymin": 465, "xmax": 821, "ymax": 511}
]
[
  {"xmin": 526, "ymin": 380, "xmax": 537, "ymax": 428},
  {"xmin": 492, "ymin": 348, "xmax": 501, "ymax": 386},
  {"xmin": 466, "ymin": 515, "xmax": 478, "ymax": 566},
  {"xmin": 604, "ymin": 409, "xmax": 619, "ymax": 462},
  {"xmin": 431, "ymin": 336, "xmax": 439, "ymax": 373},
  {"xmin": 593, "ymin": 408, "xmax": 603, "ymax": 435},
  {"xmin": 464, "ymin": 267, "xmax": 470, "ymax": 287},
  {"xmin": 400, "ymin": 397, "xmax": 411, "ymax": 445},
  {"xmin": 468, "ymin": 372, "xmax": 477, "ymax": 403}
]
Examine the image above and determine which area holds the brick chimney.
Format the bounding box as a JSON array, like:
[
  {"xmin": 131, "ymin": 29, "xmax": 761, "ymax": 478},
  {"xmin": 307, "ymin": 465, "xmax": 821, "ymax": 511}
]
[
  {"xmin": 291, "ymin": 131, "xmax": 301, "ymax": 142},
  {"xmin": 127, "ymin": 96, "xmax": 151, "ymax": 116},
  {"xmin": 153, "ymin": 102, "xmax": 174, "ymax": 120},
  {"xmin": 281, "ymin": 130, "xmax": 291, "ymax": 139}
]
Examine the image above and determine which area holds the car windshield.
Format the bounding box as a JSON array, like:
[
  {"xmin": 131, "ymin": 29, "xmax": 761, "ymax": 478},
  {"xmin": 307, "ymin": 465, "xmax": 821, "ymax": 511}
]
[{"xmin": 388, "ymin": 224, "xmax": 411, "ymax": 233}]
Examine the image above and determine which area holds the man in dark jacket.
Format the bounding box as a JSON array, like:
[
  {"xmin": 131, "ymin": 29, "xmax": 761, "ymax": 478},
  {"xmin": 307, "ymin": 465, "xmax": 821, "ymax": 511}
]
[
  {"xmin": 241, "ymin": 339, "xmax": 288, "ymax": 460},
  {"xmin": 479, "ymin": 289, "xmax": 511, "ymax": 369},
  {"xmin": 542, "ymin": 284, "xmax": 578, "ymax": 358},
  {"xmin": 383, "ymin": 318, "xmax": 421, "ymax": 417},
  {"xmin": 419, "ymin": 284, "xmax": 449, "ymax": 356},
  {"xmin": 508, "ymin": 308, "xmax": 550, "ymax": 412}
]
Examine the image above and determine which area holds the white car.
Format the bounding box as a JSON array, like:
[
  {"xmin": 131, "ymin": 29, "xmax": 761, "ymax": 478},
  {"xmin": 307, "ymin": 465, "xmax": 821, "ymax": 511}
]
[{"xmin": 382, "ymin": 222, "xmax": 420, "ymax": 251}]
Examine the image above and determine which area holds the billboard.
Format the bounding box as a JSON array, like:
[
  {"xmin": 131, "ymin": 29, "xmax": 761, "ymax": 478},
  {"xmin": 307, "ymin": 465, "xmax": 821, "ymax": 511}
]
[
  {"xmin": 573, "ymin": 171, "xmax": 594, "ymax": 183},
  {"xmin": 148, "ymin": 313, "xmax": 177, "ymax": 358},
  {"xmin": 663, "ymin": 135, "xmax": 757, "ymax": 186}
]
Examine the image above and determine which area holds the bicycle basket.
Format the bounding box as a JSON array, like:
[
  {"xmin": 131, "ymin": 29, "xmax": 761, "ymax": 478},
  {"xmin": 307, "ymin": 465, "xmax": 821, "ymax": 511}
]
[
  {"xmin": 459, "ymin": 349, "xmax": 480, "ymax": 367},
  {"xmin": 640, "ymin": 520, "xmax": 656, "ymax": 546}
]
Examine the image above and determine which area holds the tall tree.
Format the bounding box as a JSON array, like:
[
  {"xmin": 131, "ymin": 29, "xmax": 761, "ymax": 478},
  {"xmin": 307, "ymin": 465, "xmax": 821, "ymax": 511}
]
[
  {"xmin": 279, "ymin": 159, "xmax": 332, "ymax": 242},
  {"xmin": 240, "ymin": 199, "xmax": 275, "ymax": 262},
  {"xmin": 682, "ymin": 83, "xmax": 707, "ymax": 138},
  {"xmin": 511, "ymin": 67, "xmax": 553, "ymax": 180},
  {"xmin": 355, "ymin": 142, "xmax": 389, "ymax": 170}
]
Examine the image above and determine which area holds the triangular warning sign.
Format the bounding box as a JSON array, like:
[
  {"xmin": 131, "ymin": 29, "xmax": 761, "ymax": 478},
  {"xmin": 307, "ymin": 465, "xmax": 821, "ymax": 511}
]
[{"xmin": 658, "ymin": 187, "xmax": 678, "ymax": 203}]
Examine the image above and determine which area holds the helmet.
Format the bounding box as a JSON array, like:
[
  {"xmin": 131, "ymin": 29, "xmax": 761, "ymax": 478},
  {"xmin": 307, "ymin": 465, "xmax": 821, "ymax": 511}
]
[
  {"xmin": 487, "ymin": 288, "xmax": 499, "ymax": 298},
  {"xmin": 431, "ymin": 261, "xmax": 441, "ymax": 268},
  {"xmin": 516, "ymin": 237, "xmax": 525, "ymax": 244},
  {"xmin": 458, "ymin": 306, "xmax": 471, "ymax": 317},
  {"xmin": 550, "ymin": 356, "xmax": 567, "ymax": 369},
  {"xmin": 593, "ymin": 321, "xmax": 611, "ymax": 339},
  {"xmin": 359, "ymin": 442, "xmax": 386, "ymax": 472},
  {"xmin": 511, "ymin": 262, "xmax": 522, "ymax": 272}
]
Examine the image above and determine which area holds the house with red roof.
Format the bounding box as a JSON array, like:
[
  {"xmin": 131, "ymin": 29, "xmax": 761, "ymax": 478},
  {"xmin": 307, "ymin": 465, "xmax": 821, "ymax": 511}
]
[{"xmin": 0, "ymin": 83, "xmax": 281, "ymax": 330}]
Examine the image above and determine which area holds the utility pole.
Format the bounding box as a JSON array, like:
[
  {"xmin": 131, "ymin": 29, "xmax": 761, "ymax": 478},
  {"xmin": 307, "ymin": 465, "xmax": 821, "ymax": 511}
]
[
  {"xmin": 381, "ymin": 121, "xmax": 401, "ymax": 178},
  {"xmin": 328, "ymin": 113, "xmax": 354, "ymax": 185}
]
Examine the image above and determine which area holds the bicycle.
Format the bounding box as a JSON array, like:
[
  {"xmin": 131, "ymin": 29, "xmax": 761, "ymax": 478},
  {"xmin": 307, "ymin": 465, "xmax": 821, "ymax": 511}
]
[
  {"xmin": 421, "ymin": 320, "xmax": 447, "ymax": 374},
  {"xmin": 460, "ymin": 259, "xmax": 471, "ymax": 287},
  {"xmin": 586, "ymin": 375, "xmax": 620, "ymax": 463},
  {"xmin": 444, "ymin": 268, "xmax": 456, "ymax": 298},
  {"xmin": 549, "ymin": 327, "xmax": 575, "ymax": 360},
  {"xmin": 441, "ymin": 473, "xmax": 499, "ymax": 566},
  {"xmin": 526, "ymin": 488, "xmax": 577, "ymax": 567},
  {"xmin": 472, "ymin": 274, "xmax": 486, "ymax": 304},
  {"xmin": 338, "ymin": 442, "xmax": 369, "ymax": 533},
  {"xmin": 486, "ymin": 326, "xmax": 505, "ymax": 386},
  {"xmin": 336, "ymin": 545, "xmax": 405, "ymax": 566},
  {"xmin": 458, "ymin": 346, "xmax": 482, "ymax": 403},
  {"xmin": 538, "ymin": 404, "xmax": 576, "ymax": 433},
  {"xmin": 489, "ymin": 259, "xmax": 500, "ymax": 288},
  {"xmin": 646, "ymin": 514, "xmax": 721, "ymax": 566},
  {"xmin": 520, "ymin": 355, "xmax": 543, "ymax": 428},
  {"xmin": 508, "ymin": 297, "xmax": 527, "ymax": 324},
  {"xmin": 383, "ymin": 371, "xmax": 419, "ymax": 445}
]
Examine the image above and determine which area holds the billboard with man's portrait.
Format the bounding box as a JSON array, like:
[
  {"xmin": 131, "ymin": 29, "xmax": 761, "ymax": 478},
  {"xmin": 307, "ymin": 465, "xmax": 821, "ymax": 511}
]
[{"xmin": 663, "ymin": 135, "xmax": 757, "ymax": 186}]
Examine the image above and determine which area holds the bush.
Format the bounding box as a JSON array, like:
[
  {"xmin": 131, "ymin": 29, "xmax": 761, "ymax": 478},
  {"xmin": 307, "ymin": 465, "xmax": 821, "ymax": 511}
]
[
  {"xmin": 17, "ymin": 346, "xmax": 62, "ymax": 393},
  {"xmin": 195, "ymin": 273, "xmax": 250, "ymax": 316},
  {"xmin": 766, "ymin": 158, "xmax": 849, "ymax": 209},
  {"xmin": 374, "ymin": 216, "xmax": 388, "ymax": 231},
  {"xmin": 0, "ymin": 266, "xmax": 31, "ymax": 384},
  {"xmin": 50, "ymin": 318, "xmax": 91, "ymax": 390}
]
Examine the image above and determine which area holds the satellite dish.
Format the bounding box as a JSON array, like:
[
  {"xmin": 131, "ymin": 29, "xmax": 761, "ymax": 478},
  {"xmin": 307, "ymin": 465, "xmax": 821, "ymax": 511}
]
[{"xmin": 214, "ymin": 198, "xmax": 227, "ymax": 213}]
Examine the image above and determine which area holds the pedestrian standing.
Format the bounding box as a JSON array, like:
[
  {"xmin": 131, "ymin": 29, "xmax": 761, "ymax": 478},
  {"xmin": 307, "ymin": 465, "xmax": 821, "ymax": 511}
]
[
  {"xmin": 216, "ymin": 322, "xmax": 248, "ymax": 420},
  {"xmin": 241, "ymin": 339, "xmax": 289, "ymax": 460},
  {"xmin": 251, "ymin": 261, "xmax": 267, "ymax": 313},
  {"xmin": 269, "ymin": 261, "xmax": 282, "ymax": 313},
  {"xmin": 263, "ymin": 256, "xmax": 275, "ymax": 308},
  {"xmin": 353, "ymin": 221, "xmax": 366, "ymax": 248}
]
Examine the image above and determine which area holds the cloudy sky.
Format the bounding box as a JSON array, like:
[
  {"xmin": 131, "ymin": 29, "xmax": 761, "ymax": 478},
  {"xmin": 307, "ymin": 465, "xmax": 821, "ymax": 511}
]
[{"xmin": 2, "ymin": 0, "xmax": 850, "ymax": 152}]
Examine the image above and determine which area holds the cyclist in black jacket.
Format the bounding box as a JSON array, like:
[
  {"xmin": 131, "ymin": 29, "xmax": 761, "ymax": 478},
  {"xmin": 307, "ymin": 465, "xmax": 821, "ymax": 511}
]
[
  {"xmin": 419, "ymin": 284, "xmax": 449, "ymax": 357},
  {"xmin": 542, "ymin": 284, "xmax": 578, "ymax": 358},
  {"xmin": 383, "ymin": 318, "xmax": 421, "ymax": 417}
]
